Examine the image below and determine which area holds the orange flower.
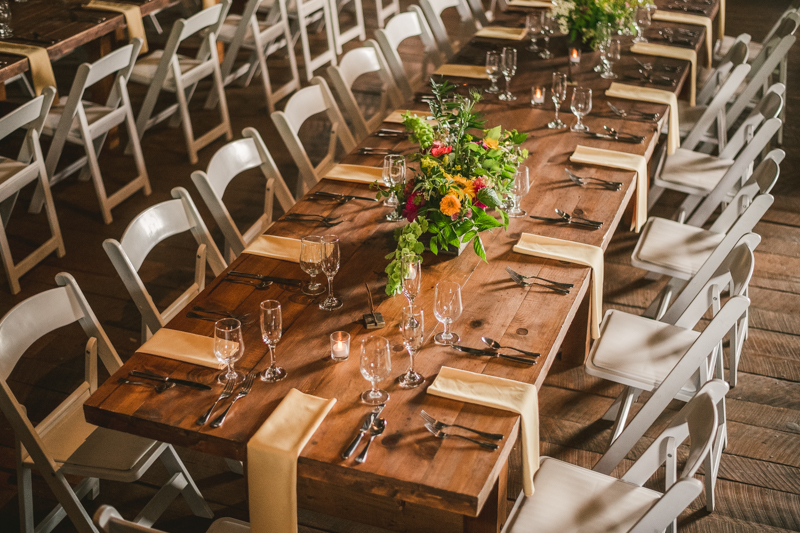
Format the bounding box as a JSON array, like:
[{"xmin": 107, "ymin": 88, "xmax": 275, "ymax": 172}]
[
  {"xmin": 484, "ymin": 137, "xmax": 499, "ymax": 149},
  {"xmin": 440, "ymin": 194, "xmax": 462, "ymax": 216},
  {"xmin": 452, "ymin": 175, "xmax": 475, "ymax": 199}
]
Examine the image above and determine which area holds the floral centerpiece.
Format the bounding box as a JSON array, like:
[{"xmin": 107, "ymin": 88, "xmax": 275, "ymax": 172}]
[
  {"xmin": 376, "ymin": 79, "xmax": 528, "ymax": 296},
  {"xmin": 551, "ymin": 0, "xmax": 641, "ymax": 49}
]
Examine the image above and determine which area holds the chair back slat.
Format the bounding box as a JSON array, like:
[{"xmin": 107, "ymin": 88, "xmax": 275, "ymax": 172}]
[{"xmin": 118, "ymin": 199, "xmax": 193, "ymax": 271}]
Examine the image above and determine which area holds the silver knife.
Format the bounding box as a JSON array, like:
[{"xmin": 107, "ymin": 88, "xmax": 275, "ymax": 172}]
[
  {"xmin": 342, "ymin": 404, "xmax": 386, "ymax": 459},
  {"xmin": 129, "ymin": 370, "xmax": 212, "ymax": 390}
]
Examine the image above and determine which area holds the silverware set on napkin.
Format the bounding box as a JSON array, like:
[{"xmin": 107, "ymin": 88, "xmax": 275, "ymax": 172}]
[
  {"xmin": 421, "ymin": 410, "xmax": 503, "ymax": 450},
  {"xmin": 342, "ymin": 403, "xmax": 386, "ymax": 463}
]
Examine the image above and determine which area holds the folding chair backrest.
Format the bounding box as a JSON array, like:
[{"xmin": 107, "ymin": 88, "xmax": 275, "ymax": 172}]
[
  {"xmin": 709, "ymin": 178, "xmax": 775, "ymax": 236},
  {"xmin": 464, "ymin": 0, "xmax": 489, "ymax": 27},
  {"xmin": 81, "ymin": 41, "xmax": 141, "ymax": 97},
  {"xmin": 719, "ymin": 83, "xmax": 784, "ymax": 159},
  {"xmin": 419, "ymin": 0, "xmax": 475, "ymax": 59},
  {"xmin": 761, "ymin": 7, "xmax": 798, "ymax": 49},
  {"xmin": 0, "ymin": 88, "xmax": 54, "ymax": 148},
  {"xmin": 697, "ymin": 40, "xmax": 749, "ymax": 107},
  {"xmin": 683, "ymin": 63, "xmax": 750, "ymax": 151}
]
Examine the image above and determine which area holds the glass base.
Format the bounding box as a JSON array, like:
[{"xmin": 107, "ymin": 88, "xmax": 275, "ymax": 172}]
[
  {"xmin": 600, "ymin": 71, "xmax": 618, "ymax": 80},
  {"xmin": 486, "ymin": 82, "xmax": 500, "ymax": 94},
  {"xmin": 0, "ymin": 26, "xmax": 11, "ymax": 38},
  {"xmin": 434, "ymin": 331, "xmax": 460, "ymax": 345},
  {"xmin": 361, "ymin": 388, "xmax": 390, "ymax": 405},
  {"xmin": 217, "ymin": 370, "xmax": 244, "ymax": 385},
  {"xmin": 498, "ymin": 93, "xmax": 517, "ymax": 102},
  {"xmin": 526, "ymin": 42, "xmax": 539, "ymax": 52},
  {"xmin": 303, "ymin": 281, "xmax": 326, "ymax": 296},
  {"xmin": 633, "ymin": 36, "xmax": 648, "ymax": 43},
  {"xmin": 320, "ymin": 296, "xmax": 343, "ymax": 311},
  {"xmin": 593, "ymin": 64, "xmax": 604, "ymax": 73},
  {"xmin": 548, "ymin": 119, "xmax": 567, "ymax": 129},
  {"xmin": 386, "ymin": 211, "xmax": 404, "ymax": 221},
  {"xmin": 398, "ymin": 370, "xmax": 424, "ymax": 389},
  {"xmin": 539, "ymin": 50, "xmax": 552, "ymax": 59},
  {"xmin": 507, "ymin": 208, "xmax": 527, "ymax": 217},
  {"xmin": 261, "ymin": 365, "xmax": 287, "ymax": 383},
  {"xmin": 571, "ymin": 123, "xmax": 589, "ymax": 132}
]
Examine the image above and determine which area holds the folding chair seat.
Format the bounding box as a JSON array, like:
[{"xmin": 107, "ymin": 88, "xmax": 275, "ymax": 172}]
[
  {"xmin": 330, "ymin": 0, "xmax": 367, "ymax": 54},
  {"xmin": 271, "ymin": 76, "xmax": 356, "ymax": 196},
  {"xmin": 33, "ymin": 40, "xmax": 150, "ymax": 225},
  {"xmin": 0, "ymin": 88, "xmax": 65, "ymax": 294},
  {"xmin": 326, "ymin": 40, "xmax": 403, "ymax": 141},
  {"xmin": 2, "ymin": 273, "xmax": 212, "ymax": 533},
  {"xmin": 130, "ymin": 1, "xmax": 233, "ymax": 164},
  {"xmin": 103, "ymin": 187, "xmax": 227, "ymax": 342},
  {"xmin": 191, "ymin": 127, "xmax": 295, "ymax": 263},
  {"xmin": 419, "ymin": 0, "xmax": 478, "ymax": 60}
]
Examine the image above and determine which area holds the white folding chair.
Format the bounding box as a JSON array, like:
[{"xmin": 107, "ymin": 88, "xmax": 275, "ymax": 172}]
[
  {"xmin": 209, "ymin": 0, "xmax": 301, "ymax": 113},
  {"xmin": 375, "ymin": 7, "xmax": 443, "ymax": 100},
  {"xmin": 286, "ymin": 0, "xmax": 338, "ymax": 80},
  {"xmin": 375, "ymin": 0, "xmax": 399, "ymax": 29},
  {"xmin": 130, "ymin": 1, "xmax": 233, "ymax": 164},
  {"xmin": 714, "ymin": 1, "xmax": 799, "ymax": 61},
  {"xmin": 271, "ymin": 76, "xmax": 356, "ymax": 196},
  {"xmin": 103, "ymin": 187, "xmax": 226, "ymax": 342},
  {"xmin": 464, "ymin": 0, "xmax": 490, "ymax": 27},
  {"xmin": 330, "ymin": 0, "xmax": 366, "ymax": 54},
  {"xmin": 33, "ymin": 40, "xmax": 150, "ymax": 225},
  {"xmin": 502, "ymin": 381, "xmax": 727, "ymax": 533},
  {"xmin": 419, "ymin": 0, "xmax": 477, "ymax": 60},
  {"xmin": 191, "ymin": 127, "xmax": 295, "ymax": 263},
  {"xmin": 326, "ymin": 40, "xmax": 403, "ymax": 141},
  {"xmin": 0, "ymin": 88, "xmax": 65, "ymax": 295},
  {"xmin": 3, "ymin": 273, "xmax": 212, "ymax": 533}
]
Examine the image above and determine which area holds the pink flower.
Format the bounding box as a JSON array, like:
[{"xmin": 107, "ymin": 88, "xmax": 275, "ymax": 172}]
[
  {"xmin": 473, "ymin": 177, "xmax": 489, "ymax": 209},
  {"xmin": 430, "ymin": 141, "xmax": 453, "ymax": 157},
  {"xmin": 403, "ymin": 191, "xmax": 425, "ymax": 222}
]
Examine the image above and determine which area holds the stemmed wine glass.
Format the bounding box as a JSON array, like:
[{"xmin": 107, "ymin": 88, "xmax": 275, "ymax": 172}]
[
  {"xmin": 594, "ymin": 22, "xmax": 613, "ymax": 73},
  {"xmin": 548, "ymin": 72, "xmax": 568, "ymax": 129},
  {"xmin": 260, "ymin": 300, "xmax": 286, "ymax": 382},
  {"xmin": 634, "ymin": 5, "xmax": 651, "ymax": 43},
  {"xmin": 525, "ymin": 13, "xmax": 541, "ymax": 52},
  {"xmin": 539, "ymin": 13, "xmax": 553, "ymax": 59},
  {"xmin": 300, "ymin": 235, "xmax": 325, "ymax": 296},
  {"xmin": 433, "ymin": 280, "xmax": 462, "ymax": 345},
  {"xmin": 508, "ymin": 167, "xmax": 530, "ymax": 217},
  {"xmin": 360, "ymin": 335, "xmax": 392, "ymax": 404},
  {"xmin": 485, "ymin": 51, "xmax": 501, "ymax": 94},
  {"xmin": 499, "ymin": 47, "xmax": 517, "ymax": 102},
  {"xmin": 383, "ymin": 155, "xmax": 405, "ymax": 221},
  {"xmin": 571, "ymin": 87, "xmax": 592, "ymax": 132},
  {"xmin": 398, "ymin": 307, "xmax": 424, "ymax": 389},
  {"xmin": 319, "ymin": 234, "xmax": 343, "ymax": 311},
  {"xmin": 401, "ymin": 254, "xmax": 421, "ymax": 321},
  {"xmin": 214, "ymin": 318, "xmax": 244, "ymax": 385},
  {"xmin": 601, "ymin": 38, "xmax": 621, "ymax": 80}
]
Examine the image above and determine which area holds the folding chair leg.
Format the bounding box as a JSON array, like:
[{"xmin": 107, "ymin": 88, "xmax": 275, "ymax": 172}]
[
  {"xmin": 225, "ymin": 457, "xmax": 244, "ymax": 475},
  {"xmin": 175, "ymin": 83, "xmax": 200, "ymax": 165},
  {"xmin": 133, "ymin": 472, "xmax": 187, "ymax": 527},
  {"xmin": 17, "ymin": 444, "xmax": 34, "ymax": 533},
  {"xmin": 607, "ymin": 386, "xmax": 638, "ymax": 446},
  {"xmin": 159, "ymin": 445, "xmax": 214, "ymax": 518}
]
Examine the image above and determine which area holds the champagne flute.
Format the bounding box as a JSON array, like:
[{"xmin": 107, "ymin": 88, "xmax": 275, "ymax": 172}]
[
  {"xmin": 433, "ymin": 280, "xmax": 462, "ymax": 345},
  {"xmin": 499, "ymin": 47, "xmax": 517, "ymax": 102},
  {"xmin": 214, "ymin": 318, "xmax": 244, "ymax": 385},
  {"xmin": 594, "ymin": 23, "xmax": 612, "ymax": 73},
  {"xmin": 525, "ymin": 13, "xmax": 541, "ymax": 52},
  {"xmin": 507, "ymin": 167, "xmax": 530, "ymax": 217},
  {"xmin": 260, "ymin": 300, "xmax": 286, "ymax": 382},
  {"xmin": 300, "ymin": 235, "xmax": 325, "ymax": 296},
  {"xmin": 601, "ymin": 38, "xmax": 621, "ymax": 80},
  {"xmin": 485, "ymin": 51, "xmax": 501, "ymax": 94},
  {"xmin": 570, "ymin": 87, "xmax": 592, "ymax": 132},
  {"xmin": 319, "ymin": 234, "xmax": 343, "ymax": 311},
  {"xmin": 634, "ymin": 5, "xmax": 651, "ymax": 43},
  {"xmin": 398, "ymin": 307, "xmax": 424, "ymax": 389},
  {"xmin": 539, "ymin": 13, "xmax": 552, "ymax": 59},
  {"xmin": 382, "ymin": 155, "xmax": 406, "ymax": 221},
  {"xmin": 548, "ymin": 72, "xmax": 568, "ymax": 129},
  {"xmin": 360, "ymin": 335, "xmax": 392, "ymax": 404},
  {"xmin": 400, "ymin": 254, "xmax": 421, "ymax": 321}
]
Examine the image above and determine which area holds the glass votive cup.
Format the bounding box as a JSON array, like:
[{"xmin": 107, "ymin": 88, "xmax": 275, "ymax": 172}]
[
  {"xmin": 569, "ymin": 47, "xmax": 581, "ymax": 66},
  {"xmin": 330, "ymin": 331, "xmax": 350, "ymax": 361},
  {"xmin": 531, "ymin": 86, "xmax": 546, "ymax": 106}
]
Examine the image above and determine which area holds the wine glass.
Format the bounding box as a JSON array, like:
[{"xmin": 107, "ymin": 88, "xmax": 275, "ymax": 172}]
[
  {"xmin": 382, "ymin": 155, "xmax": 405, "ymax": 221},
  {"xmin": 539, "ymin": 13, "xmax": 552, "ymax": 59},
  {"xmin": 601, "ymin": 38, "xmax": 621, "ymax": 80},
  {"xmin": 433, "ymin": 280, "xmax": 462, "ymax": 345},
  {"xmin": 499, "ymin": 47, "xmax": 517, "ymax": 102},
  {"xmin": 508, "ymin": 167, "xmax": 530, "ymax": 217},
  {"xmin": 300, "ymin": 235, "xmax": 325, "ymax": 296},
  {"xmin": 548, "ymin": 72, "xmax": 568, "ymax": 129},
  {"xmin": 525, "ymin": 13, "xmax": 541, "ymax": 52},
  {"xmin": 634, "ymin": 5, "xmax": 651, "ymax": 43},
  {"xmin": 398, "ymin": 307, "xmax": 424, "ymax": 389},
  {"xmin": 214, "ymin": 318, "xmax": 244, "ymax": 385},
  {"xmin": 0, "ymin": 1, "xmax": 12, "ymax": 38},
  {"xmin": 360, "ymin": 335, "xmax": 392, "ymax": 404},
  {"xmin": 485, "ymin": 51, "xmax": 501, "ymax": 94},
  {"xmin": 570, "ymin": 87, "xmax": 592, "ymax": 133},
  {"xmin": 400, "ymin": 254, "xmax": 421, "ymax": 320},
  {"xmin": 594, "ymin": 23, "xmax": 613, "ymax": 73},
  {"xmin": 319, "ymin": 234, "xmax": 343, "ymax": 311},
  {"xmin": 260, "ymin": 300, "xmax": 286, "ymax": 382}
]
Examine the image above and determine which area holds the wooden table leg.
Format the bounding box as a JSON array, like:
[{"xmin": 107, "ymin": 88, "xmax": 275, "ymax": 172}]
[
  {"xmin": 464, "ymin": 460, "xmax": 509, "ymax": 533},
  {"xmin": 559, "ymin": 288, "xmax": 592, "ymax": 366}
]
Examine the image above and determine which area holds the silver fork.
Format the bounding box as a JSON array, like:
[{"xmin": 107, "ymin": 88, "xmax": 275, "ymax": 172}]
[
  {"xmin": 606, "ymin": 102, "xmax": 660, "ymax": 121},
  {"xmin": 508, "ymin": 270, "xmax": 570, "ymax": 295},
  {"xmin": 210, "ymin": 373, "xmax": 256, "ymax": 428},
  {"xmin": 284, "ymin": 215, "xmax": 342, "ymax": 227},
  {"xmin": 196, "ymin": 379, "xmax": 236, "ymax": 425},
  {"xmin": 282, "ymin": 213, "xmax": 342, "ymax": 222},
  {"xmin": 420, "ymin": 410, "xmax": 504, "ymax": 440},
  {"xmin": 565, "ymin": 168, "xmax": 623, "ymax": 191},
  {"xmin": 424, "ymin": 423, "xmax": 499, "ymax": 450},
  {"xmin": 505, "ymin": 267, "xmax": 573, "ymax": 289}
]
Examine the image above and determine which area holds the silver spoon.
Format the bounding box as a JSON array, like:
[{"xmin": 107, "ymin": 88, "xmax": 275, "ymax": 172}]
[
  {"xmin": 555, "ymin": 209, "xmax": 603, "ymax": 227},
  {"xmin": 355, "ymin": 418, "xmax": 386, "ymax": 464},
  {"xmin": 481, "ymin": 336, "xmax": 540, "ymax": 358},
  {"xmin": 118, "ymin": 378, "xmax": 175, "ymax": 393}
]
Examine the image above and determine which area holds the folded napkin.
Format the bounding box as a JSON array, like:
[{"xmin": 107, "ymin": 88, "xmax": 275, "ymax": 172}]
[
  {"xmin": 630, "ymin": 42, "xmax": 697, "ymax": 106},
  {"xmin": 85, "ymin": 1, "xmax": 148, "ymax": 53},
  {"xmin": 428, "ymin": 367, "xmax": 539, "ymax": 496},
  {"xmin": 507, "ymin": 0, "xmax": 553, "ymax": 7},
  {"xmin": 652, "ymin": 11, "xmax": 713, "ymax": 68},
  {"xmin": 570, "ymin": 145, "xmax": 648, "ymax": 233},
  {"xmin": 0, "ymin": 43, "xmax": 56, "ymax": 96},
  {"xmin": 474, "ymin": 27, "xmax": 528, "ymax": 41},
  {"xmin": 606, "ymin": 83, "xmax": 680, "ymax": 154},
  {"xmin": 249, "ymin": 389, "xmax": 336, "ymax": 533},
  {"xmin": 384, "ymin": 109, "xmax": 435, "ymax": 125},
  {"xmin": 243, "ymin": 235, "xmax": 301, "ymax": 262},
  {"xmin": 513, "ymin": 233, "xmax": 604, "ymax": 339},
  {"xmin": 434, "ymin": 64, "xmax": 490, "ymax": 79},
  {"xmin": 324, "ymin": 164, "xmax": 382, "ymax": 184},
  {"xmin": 203, "ymin": 0, "xmax": 218, "ymax": 7},
  {"xmin": 139, "ymin": 328, "xmax": 218, "ymax": 368}
]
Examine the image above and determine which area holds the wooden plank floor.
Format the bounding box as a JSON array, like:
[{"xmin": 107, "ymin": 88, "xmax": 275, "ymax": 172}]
[{"xmin": 0, "ymin": 0, "xmax": 798, "ymax": 531}]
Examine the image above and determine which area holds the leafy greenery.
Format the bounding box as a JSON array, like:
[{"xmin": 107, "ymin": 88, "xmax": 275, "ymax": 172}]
[{"xmin": 551, "ymin": 0, "xmax": 639, "ymax": 49}]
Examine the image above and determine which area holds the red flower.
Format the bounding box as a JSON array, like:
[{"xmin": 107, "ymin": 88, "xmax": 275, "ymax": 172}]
[
  {"xmin": 430, "ymin": 141, "xmax": 453, "ymax": 157},
  {"xmin": 403, "ymin": 191, "xmax": 425, "ymax": 222},
  {"xmin": 473, "ymin": 177, "xmax": 489, "ymax": 209}
]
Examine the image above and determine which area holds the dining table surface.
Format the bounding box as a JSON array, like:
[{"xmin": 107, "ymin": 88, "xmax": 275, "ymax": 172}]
[{"xmin": 83, "ymin": 1, "xmax": 721, "ymax": 531}]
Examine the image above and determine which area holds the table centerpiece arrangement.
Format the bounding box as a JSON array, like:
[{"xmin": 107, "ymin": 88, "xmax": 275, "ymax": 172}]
[
  {"xmin": 551, "ymin": 0, "xmax": 644, "ymax": 49},
  {"xmin": 378, "ymin": 79, "xmax": 528, "ymax": 296}
]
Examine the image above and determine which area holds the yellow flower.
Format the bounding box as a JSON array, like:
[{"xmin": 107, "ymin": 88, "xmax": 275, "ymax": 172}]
[
  {"xmin": 451, "ymin": 175, "xmax": 475, "ymax": 199},
  {"xmin": 484, "ymin": 137, "xmax": 499, "ymax": 149},
  {"xmin": 440, "ymin": 194, "xmax": 461, "ymax": 216}
]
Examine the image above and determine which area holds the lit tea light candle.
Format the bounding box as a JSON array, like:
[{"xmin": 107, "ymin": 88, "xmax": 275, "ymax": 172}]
[
  {"xmin": 330, "ymin": 331, "xmax": 350, "ymax": 361},
  {"xmin": 569, "ymin": 47, "xmax": 581, "ymax": 65},
  {"xmin": 531, "ymin": 86, "xmax": 546, "ymax": 106}
]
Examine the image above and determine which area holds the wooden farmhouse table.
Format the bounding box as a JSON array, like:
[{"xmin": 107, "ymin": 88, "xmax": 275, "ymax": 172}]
[{"xmin": 84, "ymin": 3, "xmax": 719, "ymax": 531}]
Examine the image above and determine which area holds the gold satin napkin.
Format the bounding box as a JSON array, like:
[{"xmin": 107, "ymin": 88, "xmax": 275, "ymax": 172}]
[
  {"xmin": 242, "ymin": 235, "xmax": 301, "ymax": 262},
  {"xmin": 428, "ymin": 367, "xmax": 539, "ymax": 496},
  {"xmin": 324, "ymin": 164, "xmax": 382, "ymax": 184},
  {"xmin": 139, "ymin": 328, "xmax": 218, "ymax": 368},
  {"xmin": 606, "ymin": 83, "xmax": 680, "ymax": 154},
  {"xmin": 570, "ymin": 145, "xmax": 648, "ymax": 233},
  {"xmin": 203, "ymin": 0, "xmax": 218, "ymax": 8},
  {"xmin": 0, "ymin": 43, "xmax": 56, "ymax": 96},
  {"xmin": 630, "ymin": 42, "xmax": 697, "ymax": 106},
  {"xmin": 384, "ymin": 110, "xmax": 436, "ymax": 125},
  {"xmin": 507, "ymin": 0, "xmax": 553, "ymax": 7},
  {"xmin": 248, "ymin": 389, "xmax": 336, "ymax": 533},
  {"xmin": 474, "ymin": 27, "xmax": 528, "ymax": 41},
  {"xmin": 513, "ymin": 233, "xmax": 604, "ymax": 339},
  {"xmin": 652, "ymin": 11, "xmax": 713, "ymax": 68},
  {"xmin": 433, "ymin": 65, "xmax": 490, "ymax": 79},
  {"xmin": 85, "ymin": 1, "xmax": 148, "ymax": 53}
]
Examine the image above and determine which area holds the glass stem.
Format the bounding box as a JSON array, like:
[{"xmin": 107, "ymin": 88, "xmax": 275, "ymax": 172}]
[
  {"xmin": 554, "ymin": 99, "xmax": 560, "ymax": 123},
  {"xmin": 371, "ymin": 380, "xmax": 378, "ymax": 395},
  {"xmin": 505, "ymin": 75, "xmax": 511, "ymax": 96},
  {"xmin": 226, "ymin": 361, "xmax": 235, "ymax": 379},
  {"xmin": 407, "ymin": 349, "xmax": 415, "ymax": 373},
  {"xmin": 268, "ymin": 344, "xmax": 276, "ymax": 368},
  {"xmin": 443, "ymin": 320, "xmax": 451, "ymax": 339},
  {"xmin": 327, "ymin": 275, "xmax": 334, "ymax": 300}
]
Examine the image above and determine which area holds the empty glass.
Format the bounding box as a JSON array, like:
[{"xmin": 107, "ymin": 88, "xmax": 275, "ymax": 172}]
[
  {"xmin": 382, "ymin": 155, "xmax": 405, "ymax": 221},
  {"xmin": 214, "ymin": 318, "xmax": 244, "ymax": 385},
  {"xmin": 594, "ymin": 22, "xmax": 613, "ymax": 73},
  {"xmin": 300, "ymin": 235, "xmax": 325, "ymax": 296},
  {"xmin": 601, "ymin": 38, "xmax": 621, "ymax": 80},
  {"xmin": 259, "ymin": 300, "xmax": 286, "ymax": 382},
  {"xmin": 634, "ymin": 5, "xmax": 652, "ymax": 43},
  {"xmin": 401, "ymin": 254, "xmax": 422, "ymax": 320},
  {"xmin": 0, "ymin": 1, "xmax": 12, "ymax": 38},
  {"xmin": 319, "ymin": 235, "xmax": 342, "ymax": 310},
  {"xmin": 548, "ymin": 72, "xmax": 568, "ymax": 129},
  {"xmin": 539, "ymin": 13, "xmax": 553, "ymax": 59},
  {"xmin": 360, "ymin": 335, "xmax": 392, "ymax": 404},
  {"xmin": 485, "ymin": 51, "xmax": 501, "ymax": 94},
  {"xmin": 398, "ymin": 307, "xmax": 425, "ymax": 389},
  {"xmin": 525, "ymin": 13, "xmax": 541, "ymax": 52},
  {"xmin": 433, "ymin": 280, "xmax": 462, "ymax": 345},
  {"xmin": 508, "ymin": 167, "xmax": 530, "ymax": 217},
  {"xmin": 499, "ymin": 47, "xmax": 517, "ymax": 102},
  {"xmin": 570, "ymin": 87, "xmax": 592, "ymax": 132}
]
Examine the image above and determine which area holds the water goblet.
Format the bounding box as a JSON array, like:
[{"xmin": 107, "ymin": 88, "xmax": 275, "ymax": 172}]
[
  {"xmin": 485, "ymin": 51, "xmax": 501, "ymax": 94},
  {"xmin": 634, "ymin": 5, "xmax": 651, "ymax": 43},
  {"xmin": 433, "ymin": 280, "xmax": 462, "ymax": 345},
  {"xmin": 360, "ymin": 335, "xmax": 392, "ymax": 404},
  {"xmin": 601, "ymin": 38, "xmax": 621, "ymax": 80},
  {"xmin": 507, "ymin": 167, "xmax": 530, "ymax": 217},
  {"xmin": 525, "ymin": 13, "xmax": 541, "ymax": 52},
  {"xmin": 0, "ymin": 1, "xmax": 12, "ymax": 38},
  {"xmin": 400, "ymin": 254, "xmax": 421, "ymax": 319},
  {"xmin": 398, "ymin": 307, "xmax": 424, "ymax": 389},
  {"xmin": 300, "ymin": 235, "xmax": 325, "ymax": 296},
  {"xmin": 260, "ymin": 300, "xmax": 286, "ymax": 382},
  {"xmin": 539, "ymin": 13, "xmax": 553, "ymax": 59},
  {"xmin": 498, "ymin": 47, "xmax": 517, "ymax": 102},
  {"xmin": 214, "ymin": 318, "xmax": 244, "ymax": 385},
  {"xmin": 382, "ymin": 154, "xmax": 405, "ymax": 221},
  {"xmin": 548, "ymin": 72, "xmax": 568, "ymax": 129},
  {"xmin": 570, "ymin": 87, "xmax": 592, "ymax": 132},
  {"xmin": 319, "ymin": 234, "xmax": 343, "ymax": 311}
]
